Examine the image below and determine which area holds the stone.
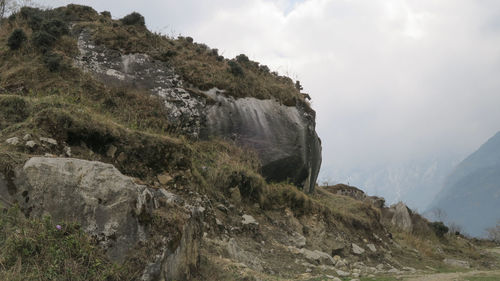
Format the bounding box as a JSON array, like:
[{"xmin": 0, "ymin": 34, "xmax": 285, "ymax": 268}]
[
  {"xmin": 14, "ymin": 157, "xmax": 153, "ymax": 260},
  {"xmin": 7, "ymin": 157, "xmax": 201, "ymax": 281},
  {"xmin": 390, "ymin": 202, "xmax": 413, "ymax": 232},
  {"xmin": 204, "ymin": 93, "xmax": 322, "ymax": 193},
  {"xmin": 242, "ymin": 214, "xmax": 258, "ymax": 225},
  {"xmin": 116, "ymin": 152, "xmax": 127, "ymax": 162},
  {"xmin": 157, "ymin": 172, "xmax": 173, "ymax": 185},
  {"xmin": 335, "ymin": 269, "xmax": 350, "ymax": 277},
  {"xmin": 314, "ymin": 250, "xmax": 335, "ymax": 265},
  {"xmin": 25, "ymin": 141, "xmax": 36, "ymax": 149},
  {"xmin": 443, "ymin": 258, "xmax": 470, "ymax": 268},
  {"xmin": 229, "ymin": 187, "xmax": 242, "ymax": 203},
  {"xmin": 23, "ymin": 134, "xmax": 31, "ymax": 141},
  {"xmin": 403, "ymin": 266, "xmax": 417, "ymax": 273},
  {"xmin": 289, "ymin": 231, "xmax": 307, "ymax": 248},
  {"xmin": 6, "ymin": 137, "xmax": 20, "ymax": 145},
  {"xmin": 64, "ymin": 146, "xmax": 72, "ymax": 157},
  {"xmin": 366, "ymin": 243, "xmax": 377, "ymax": 252},
  {"xmin": 300, "ymin": 248, "xmax": 335, "ymax": 265},
  {"xmin": 106, "ymin": 145, "xmax": 117, "ymax": 158},
  {"xmin": 226, "ymin": 238, "xmax": 263, "ymax": 271},
  {"xmin": 39, "ymin": 137, "xmax": 58, "ymax": 146},
  {"xmin": 217, "ymin": 204, "xmax": 228, "ymax": 213},
  {"xmin": 335, "ymin": 259, "xmax": 348, "ymax": 268},
  {"xmin": 352, "ymin": 272, "xmax": 360, "ymax": 278},
  {"xmin": 352, "ymin": 243, "xmax": 365, "ymax": 255}
]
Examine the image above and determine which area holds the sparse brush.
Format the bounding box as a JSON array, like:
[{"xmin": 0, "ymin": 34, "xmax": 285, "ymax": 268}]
[{"xmin": 0, "ymin": 205, "xmax": 127, "ymax": 280}]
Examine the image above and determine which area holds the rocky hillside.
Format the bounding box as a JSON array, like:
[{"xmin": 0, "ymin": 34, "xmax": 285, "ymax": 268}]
[
  {"xmin": 0, "ymin": 5, "xmax": 498, "ymax": 281},
  {"xmin": 429, "ymin": 131, "xmax": 500, "ymax": 237}
]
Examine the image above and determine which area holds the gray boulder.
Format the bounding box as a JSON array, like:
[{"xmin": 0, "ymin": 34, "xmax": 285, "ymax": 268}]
[
  {"xmin": 390, "ymin": 202, "xmax": 413, "ymax": 232},
  {"xmin": 203, "ymin": 93, "xmax": 322, "ymax": 193},
  {"xmin": 15, "ymin": 157, "xmax": 152, "ymax": 261},
  {"xmin": 5, "ymin": 157, "xmax": 201, "ymax": 281}
]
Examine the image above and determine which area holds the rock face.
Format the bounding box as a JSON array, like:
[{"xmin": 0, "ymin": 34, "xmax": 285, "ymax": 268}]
[
  {"xmin": 4, "ymin": 157, "xmax": 202, "ymax": 281},
  {"xmin": 75, "ymin": 29, "xmax": 322, "ymax": 193},
  {"xmin": 203, "ymin": 91, "xmax": 322, "ymax": 192},
  {"xmin": 390, "ymin": 202, "xmax": 413, "ymax": 232}
]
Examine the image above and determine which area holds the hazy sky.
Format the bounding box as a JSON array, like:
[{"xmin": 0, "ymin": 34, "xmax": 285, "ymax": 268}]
[{"xmin": 40, "ymin": 0, "xmax": 500, "ymax": 187}]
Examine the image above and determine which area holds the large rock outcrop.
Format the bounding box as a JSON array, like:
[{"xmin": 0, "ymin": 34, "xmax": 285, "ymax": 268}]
[
  {"xmin": 388, "ymin": 202, "xmax": 413, "ymax": 232},
  {"xmin": 2, "ymin": 157, "xmax": 202, "ymax": 281},
  {"xmin": 203, "ymin": 90, "xmax": 321, "ymax": 192},
  {"xmin": 75, "ymin": 30, "xmax": 322, "ymax": 193}
]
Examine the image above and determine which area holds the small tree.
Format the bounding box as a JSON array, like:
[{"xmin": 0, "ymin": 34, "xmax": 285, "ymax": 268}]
[
  {"xmin": 228, "ymin": 60, "xmax": 243, "ymax": 76},
  {"xmin": 295, "ymin": 80, "xmax": 303, "ymax": 91},
  {"xmin": 121, "ymin": 12, "xmax": 145, "ymax": 26},
  {"xmin": 429, "ymin": 221, "xmax": 449, "ymax": 238},
  {"xmin": 236, "ymin": 54, "xmax": 249, "ymax": 63},
  {"xmin": 447, "ymin": 222, "xmax": 463, "ymax": 236},
  {"xmin": 486, "ymin": 220, "xmax": 500, "ymax": 243},
  {"xmin": 7, "ymin": 28, "xmax": 26, "ymax": 50}
]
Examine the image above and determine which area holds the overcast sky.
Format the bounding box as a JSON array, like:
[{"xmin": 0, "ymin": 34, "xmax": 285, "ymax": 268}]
[{"xmin": 39, "ymin": 0, "xmax": 500, "ymax": 187}]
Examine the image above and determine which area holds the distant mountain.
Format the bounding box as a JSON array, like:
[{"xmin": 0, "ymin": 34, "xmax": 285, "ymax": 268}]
[
  {"xmin": 429, "ymin": 131, "xmax": 500, "ymax": 237},
  {"xmin": 321, "ymin": 155, "xmax": 460, "ymax": 211}
]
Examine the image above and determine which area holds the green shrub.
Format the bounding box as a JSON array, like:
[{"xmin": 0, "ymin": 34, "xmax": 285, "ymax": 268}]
[
  {"xmin": 101, "ymin": 11, "xmax": 112, "ymax": 18},
  {"xmin": 161, "ymin": 50, "xmax": 177, "ymax": 59},
  {"xmin": 43, "ymin": 52, "xmax": 63, "ymax": 72},
  {"xmin": 41, "ymin": 18, "xmax": 69, "ymax": 37},
  {"xmin": 236, "ymin": 54, "xmax": 250, "ymax": 63},
  {"xmin": 429, "ymin": 221, "xmax": 449, "ymax": 238},
  {"xmin": 0, "ymin": 96, "xmax": 29, "ymax": 129},
  {"xmin": 32, "ymin": 31, "xmax": 56, "ymax": 51},
  {"xmin": 186, "ymin": 36, "xmax": 194, "ymax": 43},
  {"xmin": 19, "ymin": 7, "xmax": 45, "ymax": 30},
  {"xmin": 7, "ymin": 29, "xmax": 27, "ymax": 50},
  {"xmin": 228, "ymin": 170, "xmax": 266, "ymax": 204},
  {"xmin": 228, "ymin": 60, "xmax": 244, "ymax": 76},
  {"xmin": 259, "ymin": 65, "xmax": 270, "ymax": 73},
  {"xmin": 121, "ymin": 12, "xmax": 145, "ymax": 26}
]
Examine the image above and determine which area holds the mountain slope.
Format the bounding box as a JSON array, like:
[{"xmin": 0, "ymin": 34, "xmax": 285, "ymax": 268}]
[
  {"xmin": 430, "ymin": 131, "xmax": 500, "ymax": 237},
  {"xmin": 0, "ymin": 4, "xmax": 498, "ymax": 280}
]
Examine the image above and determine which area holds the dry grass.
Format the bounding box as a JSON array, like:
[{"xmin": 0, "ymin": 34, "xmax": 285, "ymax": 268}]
[{"xmin": 0, "ymin": 205, "xmax": 129, "ymax": 281}]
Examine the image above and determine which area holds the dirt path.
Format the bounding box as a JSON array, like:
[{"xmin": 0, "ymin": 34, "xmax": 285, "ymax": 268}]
[
  {"xmin": 405, "ymin": 247, "xmax": 500, "ymax": 281},
  {"xmin": 404, "ymin": 270, "xmax": 500, "ymax": 281}
]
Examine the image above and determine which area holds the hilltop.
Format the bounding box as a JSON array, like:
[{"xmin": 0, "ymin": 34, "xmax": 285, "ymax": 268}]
[{"xmin": 0, "ymin": 5, "xmax": 499, "ymax": 281}]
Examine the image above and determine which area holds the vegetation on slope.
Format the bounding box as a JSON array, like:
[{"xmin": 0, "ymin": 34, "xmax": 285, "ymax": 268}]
[{"xmin": 0, "ymin": 205, "xmax": 128, "ymax": 281}]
